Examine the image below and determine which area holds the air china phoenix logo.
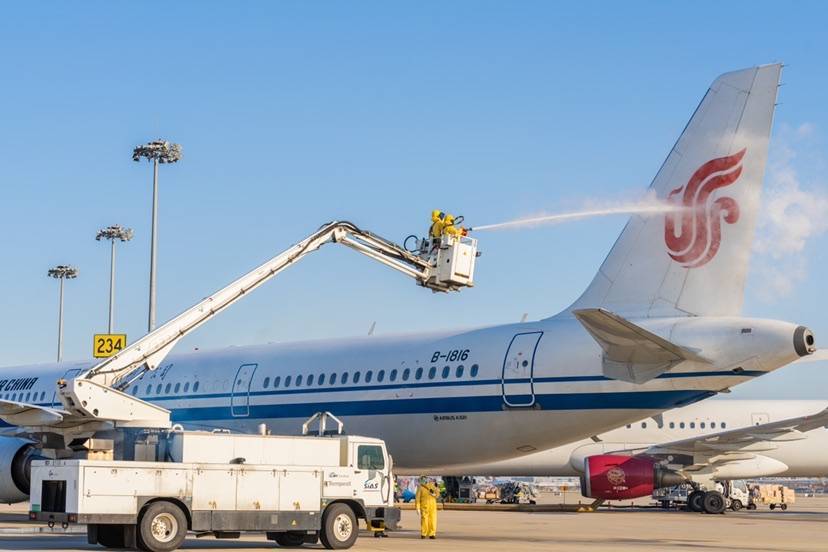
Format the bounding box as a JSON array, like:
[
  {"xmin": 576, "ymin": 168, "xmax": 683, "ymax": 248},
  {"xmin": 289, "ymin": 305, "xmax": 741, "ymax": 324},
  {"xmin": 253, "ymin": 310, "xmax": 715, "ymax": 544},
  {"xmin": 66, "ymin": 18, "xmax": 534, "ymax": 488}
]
[
  {"xmin": 664, "ymin": 148, "xmax": 746, "ymax": 268},
  {"xmin": 606, "ymin": 466, "xmax": 626, "ymax": 487}
]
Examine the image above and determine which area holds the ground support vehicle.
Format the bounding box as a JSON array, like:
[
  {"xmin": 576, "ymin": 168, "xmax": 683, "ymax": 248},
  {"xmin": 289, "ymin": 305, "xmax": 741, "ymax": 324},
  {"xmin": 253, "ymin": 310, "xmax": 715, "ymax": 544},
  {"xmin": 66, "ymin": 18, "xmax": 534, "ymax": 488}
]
[{"xmin": 29, "ymin": 429, "xmax": 399, "ymax": 551}]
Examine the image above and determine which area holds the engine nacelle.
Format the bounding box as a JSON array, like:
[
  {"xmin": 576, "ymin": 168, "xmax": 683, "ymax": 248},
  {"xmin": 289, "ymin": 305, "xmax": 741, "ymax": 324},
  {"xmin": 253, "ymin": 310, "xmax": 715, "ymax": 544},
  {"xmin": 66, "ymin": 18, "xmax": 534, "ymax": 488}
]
[
  {"xmin": 0, "ymin": 437, "xmax": 40, "ymax": 504},
  {"xmin": 581, "ymin": 454, "xmax": 685, "ymax": 500}
]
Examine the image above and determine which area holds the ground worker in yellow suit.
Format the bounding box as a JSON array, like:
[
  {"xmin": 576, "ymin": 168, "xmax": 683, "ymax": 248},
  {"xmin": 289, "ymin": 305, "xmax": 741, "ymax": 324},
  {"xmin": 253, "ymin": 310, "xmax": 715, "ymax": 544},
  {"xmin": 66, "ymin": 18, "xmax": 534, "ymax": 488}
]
[{"xmin": 415, "ymin": 476, "xmax": 440, "ymax": 539}]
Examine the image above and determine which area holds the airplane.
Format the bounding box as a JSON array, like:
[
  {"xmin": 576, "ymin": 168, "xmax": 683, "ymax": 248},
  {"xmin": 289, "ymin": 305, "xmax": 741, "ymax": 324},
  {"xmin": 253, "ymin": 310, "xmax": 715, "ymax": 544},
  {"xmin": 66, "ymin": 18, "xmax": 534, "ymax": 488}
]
[
  {"xmin": 0, "ymin": 63, "xmax": 817, "ymax": 507},
  {"xmin": 437, "ymin": 399, "xmax": 828, "ymax": 482}
]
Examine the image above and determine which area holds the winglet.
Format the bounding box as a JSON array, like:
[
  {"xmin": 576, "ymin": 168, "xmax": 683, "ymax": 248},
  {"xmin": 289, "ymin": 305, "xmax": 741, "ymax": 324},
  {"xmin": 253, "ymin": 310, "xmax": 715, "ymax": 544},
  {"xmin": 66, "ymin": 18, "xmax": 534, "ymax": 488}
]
[{"xmin": 574, "ymin": 308, "xmax": 709, "ymax": 383}]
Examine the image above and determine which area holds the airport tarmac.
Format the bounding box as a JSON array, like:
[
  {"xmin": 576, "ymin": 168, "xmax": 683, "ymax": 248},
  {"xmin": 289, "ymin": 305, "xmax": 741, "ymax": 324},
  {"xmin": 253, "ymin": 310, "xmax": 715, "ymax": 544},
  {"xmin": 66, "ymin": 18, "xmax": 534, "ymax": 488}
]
[{"xmin": 1, "ymin": 495, "xmax": 826, "ymax": 552}]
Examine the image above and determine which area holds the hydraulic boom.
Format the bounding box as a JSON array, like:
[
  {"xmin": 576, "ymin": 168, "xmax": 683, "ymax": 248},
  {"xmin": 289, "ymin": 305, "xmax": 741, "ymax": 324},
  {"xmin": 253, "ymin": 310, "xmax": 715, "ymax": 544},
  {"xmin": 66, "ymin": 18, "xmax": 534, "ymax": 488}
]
[{"xmin": 56, "ymin": 221, "xmax": 478, "ymax": 427}]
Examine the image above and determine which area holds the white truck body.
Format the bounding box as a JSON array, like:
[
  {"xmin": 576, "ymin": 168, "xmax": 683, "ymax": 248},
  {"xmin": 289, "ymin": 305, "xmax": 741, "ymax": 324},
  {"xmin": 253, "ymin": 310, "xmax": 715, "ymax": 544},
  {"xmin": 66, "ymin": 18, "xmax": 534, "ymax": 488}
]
[{"xmin": 30, "ymin": 430, "xmax": 398, "ymax": 550}]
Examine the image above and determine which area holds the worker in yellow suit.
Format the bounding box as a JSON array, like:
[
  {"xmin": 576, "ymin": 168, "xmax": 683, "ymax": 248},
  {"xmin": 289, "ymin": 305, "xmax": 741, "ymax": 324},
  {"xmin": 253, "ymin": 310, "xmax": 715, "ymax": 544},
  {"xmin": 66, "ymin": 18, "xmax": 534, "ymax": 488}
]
[
  {"xmin": 415, "ymin": 476, "xmax": 440, "ymax": 539},
  {"xmin": 429, "ymin": 210, "xmax": 446, "ymax": 239},
  {"xmin": 442, "ymin": 214, "xmax": 467, "ymax": 237}
]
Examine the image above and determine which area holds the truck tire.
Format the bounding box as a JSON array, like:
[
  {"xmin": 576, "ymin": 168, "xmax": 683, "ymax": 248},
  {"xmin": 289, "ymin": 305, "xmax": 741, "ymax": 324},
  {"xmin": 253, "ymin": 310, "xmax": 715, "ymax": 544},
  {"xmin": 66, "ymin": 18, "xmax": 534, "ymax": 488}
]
[
  {"xmin": 781, "ymin": 504, "xmax": 788, "ymax": 511},
  {"xmin": 702, "ymin": 491, "xmax": 727, "ymax": 515},
  {"xmin": 730, "ymin": 500, "xmax": 743, "ymax": 511},
  {"xmin": 138, "ymin": 501, "xmax": 187, "ymax": 552},
  {"xmin": 320, "ymin": 503, "xmax": 358, "ymax": 550},
  {"xmin": 770, "ymin": 503, "xmax": 776, "ymax": 510}
]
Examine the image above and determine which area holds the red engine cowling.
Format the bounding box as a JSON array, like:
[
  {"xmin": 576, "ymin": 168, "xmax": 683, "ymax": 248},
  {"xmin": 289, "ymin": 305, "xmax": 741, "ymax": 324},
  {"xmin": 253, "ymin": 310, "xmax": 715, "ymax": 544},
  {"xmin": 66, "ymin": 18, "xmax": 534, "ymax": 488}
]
[{"xmin": 582, "ymin": 455, "xmax": 684, "ymax": 500}]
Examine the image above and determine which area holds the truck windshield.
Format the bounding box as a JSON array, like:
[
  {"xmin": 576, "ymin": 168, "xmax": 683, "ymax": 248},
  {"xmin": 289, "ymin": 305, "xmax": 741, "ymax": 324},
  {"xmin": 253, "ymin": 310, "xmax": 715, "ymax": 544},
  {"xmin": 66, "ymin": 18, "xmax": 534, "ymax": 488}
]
[{"xmin": 357, "ymin": 445, "xmax": 385, "ymax": 470}]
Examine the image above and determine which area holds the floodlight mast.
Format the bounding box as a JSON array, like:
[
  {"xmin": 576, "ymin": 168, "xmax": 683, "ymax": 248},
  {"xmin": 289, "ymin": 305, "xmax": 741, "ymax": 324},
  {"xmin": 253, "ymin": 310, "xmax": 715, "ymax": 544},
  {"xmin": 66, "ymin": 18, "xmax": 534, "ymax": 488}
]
[
  {"xmin": 56, "ymin": 221, "xmax": 478, "ymax": 427},
  {"xmin": 47, "ymin": 265, "xmax": 79, "ymax": 362},
  {"xmin": 132, "ymin": 139, "xmax": 182, "ymax": 333},
  {"xmin": 96, "ymin": 225, "xmax": 134, "ymax": 333}
]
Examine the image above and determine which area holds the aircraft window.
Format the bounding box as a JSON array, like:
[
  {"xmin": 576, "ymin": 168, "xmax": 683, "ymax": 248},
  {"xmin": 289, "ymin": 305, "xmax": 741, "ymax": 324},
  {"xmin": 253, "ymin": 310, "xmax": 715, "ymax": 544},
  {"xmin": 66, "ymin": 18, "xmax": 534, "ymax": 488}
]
[
  {"xmin": 341, "ymin": 372, "xmax": 349, "ymax": 384},
  {"xmin": 669, "ymin": 422, "xmax": 675, "ymax": 429},
  {"xmin": 470, "ymin": 364, "xmax": 479, "ymax": 377},
  {"xmin": 390, "ymin": 369, "xmax": 398, "ymax": 382},
  {"xmin": 41, "ymin": 391, "xmax": 46, "ymax": 402},
  {"xmin": 285, "ymin": 376, "xmax": 292, "ymax": 388},
  {"xmin": 174, "ymin": 383, "xmax": 181, "ymax": 393},
  {"xmin": 156, "ymin": 384, "xmax": 162, "ymax": 394},
  {"xmin": 700, "ymin": 422, "xmax": 705, "ymax": 429},
  {"xmin": 307, "ymin": 374, "xmax": 314, "ymax": 386},
  {"xmin": 657, "ymin": 421, "xmax": 663, "ymax": 429},
  {"xmin": 330, "ymin": 373, "xmax": 337, "ymax": 385},
  {"xmin": 25, "ymin": 392, "xmax": 30, "ymax": 402},
  {"xmin": 456, "ymin": 365, "xmax": 464, "ymax": 378},
  {"xmin": 146, "ymin": 385, "xmax": 152, "ymax": 395},
  {"xmin": 442, "ymin": 366, "xmax": 450, "ymax": 379},
  {"xmin": 274, "ymin": 376, "xmax": 281, "ymax": 388},
  {"xmin": 415, "ymin": 367, "xmax": 423, "ymax": 380},
  {"xmin": 353, "ymin": 372, "xmax": 361, "ymax": 384},
  {"xmin": 711, "ymin": 422, "xmax": 716, "ymax": 429},
  {"xmin": 318, "ymin": 374, "xmax": 326, "ymax": 386},
  {"xmin": 377, "ymin": 370, "xmax": 385, "ymax": 383},
  {"xmin": 184, "ymin": 382, "xmax": 190, "ymax": 393},
  {"xmin": 641, "ymin": 422, "xmax": 647, "ymax": 429},
  {"xmin": 721, "ymin": 422, "xmax": 726, "ymax": 429},
  {"xmin": 163, "ymin": 383, "xmax": 170, "ymax": 394},
  {"xmin": 130, "ymin": 386, "xmax": 137, "ymax": 395},
  {"xmin": 690, "ymin": 422, "xmax": 696, "ymax": 429},
  {"xmin": 11, "ymin": 393, "xmax": 17, "ymax": 401},
  {"xmin": 679, "ymin": 422, "xmax": 685, "ymax": 429},
  {"xmin": 428, "ymin": 367, "xmax": 437, "ymax": 380},
  {"xmin": 296, "ymin": 375, "xmax": 303, "ymax": 387},
  {"xmin": 365, "ymin": 371, "xmax": 373, "ymax": 383},
  {"xmin": 263, "ymin": 377, "xmax": 270, "ymax": 388},
  {"xmin": 402, "ymin": 368, "xmax": 410, "ymax": 381},
  {"xmin": 193, "ymin": 381, "xmax": 200, "ymax": 393},
  {"xmin": 626, "ymin": 424, "xmax": 631, "ymax": 429}
]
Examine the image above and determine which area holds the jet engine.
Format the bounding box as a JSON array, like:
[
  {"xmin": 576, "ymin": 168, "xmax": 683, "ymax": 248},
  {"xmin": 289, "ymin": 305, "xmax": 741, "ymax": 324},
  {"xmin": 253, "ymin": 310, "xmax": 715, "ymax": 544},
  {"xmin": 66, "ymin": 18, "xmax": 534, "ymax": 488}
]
[
  {"xmin": 581, "ymin": 454, "xmax": 685, "ymax": 500},
  {"xmin": 0, "ymin": 437, "xmax": 41, "ymax": 504}
]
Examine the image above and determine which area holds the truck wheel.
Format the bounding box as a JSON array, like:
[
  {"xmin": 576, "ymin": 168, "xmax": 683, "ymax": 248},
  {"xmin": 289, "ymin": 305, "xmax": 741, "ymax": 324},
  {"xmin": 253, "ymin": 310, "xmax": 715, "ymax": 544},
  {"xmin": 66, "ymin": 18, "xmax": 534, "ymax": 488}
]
[
  {"xmin": 781, "ymin": 504, "xmax": 788, "ymax": 511},
  {"xmin": 687, "ymin": 490, "xmax": 705, "ymax": 512},
  {"xmin": 770, "ymin": 504, "xmax": 776, "ymax": 510},
  {"xmin": 138, "ymin": 502, "xmax": 187, "ymax": 552},
  {"xmin": 747, "ymin": 503, "xmax": 757, "ymax": 510},
  {"xmin": 730, "ymin": 500, "xmax": 743, "ymax": 511},
  {"xmin": 320, "ymin": 503, "xmax": 358, "ymax": 550},
  {"xmin": 702, "ymin": 491, "xmax": 727, "ymax": 515}
]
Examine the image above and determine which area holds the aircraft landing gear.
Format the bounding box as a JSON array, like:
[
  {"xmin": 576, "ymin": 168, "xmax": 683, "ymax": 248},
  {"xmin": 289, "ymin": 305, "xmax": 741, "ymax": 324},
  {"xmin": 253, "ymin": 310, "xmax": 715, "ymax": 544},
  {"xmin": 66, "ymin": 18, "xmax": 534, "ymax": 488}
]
[
  {"xmin": 702, "ymin": 491, "xmax": 727, "ymax": 514},
  {"xmin": 687, "ymin": 490, "xmax": 705, "ymax": 512}
]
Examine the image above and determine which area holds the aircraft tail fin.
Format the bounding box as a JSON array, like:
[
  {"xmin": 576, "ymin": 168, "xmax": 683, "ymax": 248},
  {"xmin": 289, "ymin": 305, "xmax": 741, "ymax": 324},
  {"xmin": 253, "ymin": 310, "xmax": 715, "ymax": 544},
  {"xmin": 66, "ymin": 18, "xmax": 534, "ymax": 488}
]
[{"xmin": 568, "ymin": 64, "xmax": 781, "ymax": 318}]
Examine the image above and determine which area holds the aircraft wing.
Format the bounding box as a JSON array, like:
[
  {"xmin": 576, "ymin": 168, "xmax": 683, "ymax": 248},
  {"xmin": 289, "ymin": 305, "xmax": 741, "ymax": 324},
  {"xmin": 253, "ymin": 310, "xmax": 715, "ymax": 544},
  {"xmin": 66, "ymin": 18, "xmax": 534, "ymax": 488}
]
[
  {"xmin": 640, "ymin": 407, "xmax": 828, "ymax": 456},
  {"xmin": 0, "ymin": 399, "xmax": 70, "ymax": 426}
]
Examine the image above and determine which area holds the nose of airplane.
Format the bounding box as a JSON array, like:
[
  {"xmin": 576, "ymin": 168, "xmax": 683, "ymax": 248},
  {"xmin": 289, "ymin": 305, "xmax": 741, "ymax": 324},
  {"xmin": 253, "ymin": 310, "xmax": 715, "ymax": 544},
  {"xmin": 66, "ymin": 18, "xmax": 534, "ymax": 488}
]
[{"xmin": 793, "ymin": 326, "xmax": 817, "ymax": 357}]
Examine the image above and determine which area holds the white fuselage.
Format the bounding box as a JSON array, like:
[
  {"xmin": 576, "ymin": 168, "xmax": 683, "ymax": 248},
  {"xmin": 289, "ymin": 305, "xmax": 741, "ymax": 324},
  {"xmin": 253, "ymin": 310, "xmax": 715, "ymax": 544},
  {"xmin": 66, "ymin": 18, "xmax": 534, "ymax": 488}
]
[
  {"xmin": 0, "ymin": 314, "xmax": 804, "ymax": 472},
  {"xmin": 441, "ymin": 400, "xmax": 828, "ymax": 478}
]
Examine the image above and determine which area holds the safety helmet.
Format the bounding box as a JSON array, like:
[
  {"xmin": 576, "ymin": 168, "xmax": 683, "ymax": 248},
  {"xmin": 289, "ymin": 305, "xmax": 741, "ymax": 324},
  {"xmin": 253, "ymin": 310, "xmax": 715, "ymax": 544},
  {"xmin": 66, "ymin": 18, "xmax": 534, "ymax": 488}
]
[
  {"xmin": 444, "ymin": 214, "xmax": 455, "ymax": 225},
  {"xmin": 431, "ymin": 210, "xmax": 445, "ymax": 222}
]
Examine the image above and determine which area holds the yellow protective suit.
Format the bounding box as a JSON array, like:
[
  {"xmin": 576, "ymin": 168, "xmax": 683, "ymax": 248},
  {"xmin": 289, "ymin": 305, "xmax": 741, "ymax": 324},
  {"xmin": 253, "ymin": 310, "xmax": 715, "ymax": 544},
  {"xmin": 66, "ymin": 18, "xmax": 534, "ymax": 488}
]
[
  {"xmin": 415, "ymin": 481, "xmax": 439, "ymax": 538},
  {"xmin": 429, "ymin": 210, "xmax": 446, "ymax": 239}
]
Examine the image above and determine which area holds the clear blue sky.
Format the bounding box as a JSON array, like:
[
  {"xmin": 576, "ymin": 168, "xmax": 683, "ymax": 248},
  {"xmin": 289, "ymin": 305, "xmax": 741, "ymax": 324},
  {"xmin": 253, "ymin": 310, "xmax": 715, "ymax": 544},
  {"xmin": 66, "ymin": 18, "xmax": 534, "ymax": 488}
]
[{"xmin": 1, "ymin": 2, "xmax": 826, "ymax": 399}]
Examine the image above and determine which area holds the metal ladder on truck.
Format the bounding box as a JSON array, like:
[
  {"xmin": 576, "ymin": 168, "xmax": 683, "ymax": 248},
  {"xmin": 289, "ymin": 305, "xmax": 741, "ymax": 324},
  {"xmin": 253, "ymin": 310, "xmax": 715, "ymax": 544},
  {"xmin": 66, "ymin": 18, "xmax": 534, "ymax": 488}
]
[{"xmin": 56, "ymin": 221, "xmax": 478, "ymax": 428}]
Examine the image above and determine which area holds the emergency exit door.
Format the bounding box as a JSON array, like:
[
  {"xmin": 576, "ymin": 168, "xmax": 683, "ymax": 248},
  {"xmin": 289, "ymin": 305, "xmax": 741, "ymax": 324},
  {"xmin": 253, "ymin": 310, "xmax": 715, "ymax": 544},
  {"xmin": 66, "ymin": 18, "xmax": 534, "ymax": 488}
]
[
  {"xmin": 231, "ymin": 363, "xmax": 257, "ymax": 417},
  {"xmin": 502, "ymin": 332, "xmax": 542, "ymax": 407}
]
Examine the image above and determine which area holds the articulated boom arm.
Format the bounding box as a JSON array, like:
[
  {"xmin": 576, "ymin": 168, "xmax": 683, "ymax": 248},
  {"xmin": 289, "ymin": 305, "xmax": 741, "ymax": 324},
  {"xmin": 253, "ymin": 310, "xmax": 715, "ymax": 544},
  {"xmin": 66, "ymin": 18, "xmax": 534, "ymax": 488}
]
[{"xmin": 56, "ymin": 221, "xmax": 477, "ymax": 427}]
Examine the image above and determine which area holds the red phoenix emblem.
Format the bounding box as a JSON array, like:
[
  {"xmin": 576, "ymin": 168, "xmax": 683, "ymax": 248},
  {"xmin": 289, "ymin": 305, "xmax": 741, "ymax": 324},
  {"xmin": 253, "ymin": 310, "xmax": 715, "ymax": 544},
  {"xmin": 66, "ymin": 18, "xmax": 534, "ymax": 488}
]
[{"xmin": 664, "ymin": 148, "xmax": 746, "ymax": 268}]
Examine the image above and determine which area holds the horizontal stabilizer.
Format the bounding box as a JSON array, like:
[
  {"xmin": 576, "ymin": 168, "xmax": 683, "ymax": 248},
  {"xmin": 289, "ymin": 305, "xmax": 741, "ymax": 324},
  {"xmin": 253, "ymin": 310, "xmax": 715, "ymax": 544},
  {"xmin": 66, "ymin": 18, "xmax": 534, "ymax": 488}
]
[{"xmin": 574, "ymin": 308, "xmax": 709, "ymax": 383}]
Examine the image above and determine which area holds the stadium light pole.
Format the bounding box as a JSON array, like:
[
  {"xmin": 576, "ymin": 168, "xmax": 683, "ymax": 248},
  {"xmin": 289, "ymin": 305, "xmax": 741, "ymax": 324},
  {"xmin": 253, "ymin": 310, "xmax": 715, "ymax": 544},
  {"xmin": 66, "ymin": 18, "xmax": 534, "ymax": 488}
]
[
  {"xmin": 132, "ymin": 139, "xmax": 182, "ymax": 333},
  {"xmin": 96, "ymin": 225, "xmax": 134, "ymax": 333},
  {"xmin": 48, "ymin": 265, "xmax": 79, "ymax": 362}
]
